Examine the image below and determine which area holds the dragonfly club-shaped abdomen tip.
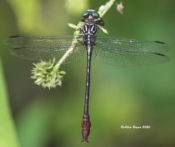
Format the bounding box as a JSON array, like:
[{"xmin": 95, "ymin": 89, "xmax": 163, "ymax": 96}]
[{"xmin": 81, "ymin": 114, "xmax": 91, "ymax": 143}]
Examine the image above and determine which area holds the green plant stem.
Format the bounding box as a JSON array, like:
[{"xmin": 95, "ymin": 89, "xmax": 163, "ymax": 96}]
[
  {"xmin": 98, "ymin": 0, "xmax": 116, "ymax": 17},
  {"xmin": 55, "ymin": 22, "xmax": 84, "ymax": 69},
  {"xmin": 55, "ymin": 43, "xmax": 76, "ymax": 70}
]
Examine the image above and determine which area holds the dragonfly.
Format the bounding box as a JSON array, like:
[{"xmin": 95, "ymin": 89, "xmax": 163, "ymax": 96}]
[{"xmin": 5, "ymin": 9, "xmax": 169, "ymax": 142}]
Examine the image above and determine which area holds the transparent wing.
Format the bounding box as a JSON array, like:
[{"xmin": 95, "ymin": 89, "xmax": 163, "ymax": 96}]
[
  {"xmin": 4, "ymin": 35, "xmax": 85, "ymax": 63},
  {"xmin": 94, "ymin": 36, "xmax": 169, "ymax": 66}
]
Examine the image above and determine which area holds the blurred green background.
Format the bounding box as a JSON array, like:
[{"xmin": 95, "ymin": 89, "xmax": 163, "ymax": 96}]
[{"xmin": 0, "ymin": 0, "xmax": 175, "ymax": 147}]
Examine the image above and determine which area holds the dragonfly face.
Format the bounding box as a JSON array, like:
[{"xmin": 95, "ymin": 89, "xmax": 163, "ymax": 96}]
[
  {"xmin": 82, "ymin": 9, "xmax": 99, "ymax": 19},
  {"xmin": 82, "ymin": 9, "xmax": 104, "ymax": 26}
]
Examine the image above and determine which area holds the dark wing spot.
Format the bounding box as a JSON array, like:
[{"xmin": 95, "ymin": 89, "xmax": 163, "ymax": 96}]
[
  {"xmin": 14, "ymin": 47, "xmax": 25, "ymax": 50},
  {"xmin": 154, "ymin": 40, "xmax": 166, "ymax": 45},
  {"xmin": 154, "ymin": 52, "xmax": 165, "ymax": 56},
  {"xmin": 9, "ymin": 35, "xmax": 21, "ymax": 38}
]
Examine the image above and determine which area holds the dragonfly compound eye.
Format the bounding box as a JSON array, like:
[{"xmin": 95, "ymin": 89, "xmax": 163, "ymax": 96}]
[
  {"xmin": 92, "ymin": 12, "xmax": 99, "ymax": 18},
  {"xmin": 82, "ymin": 11, "xmax": 89, "ymax": 18}
]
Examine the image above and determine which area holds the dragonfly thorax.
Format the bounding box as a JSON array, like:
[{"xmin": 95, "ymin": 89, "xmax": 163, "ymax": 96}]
[{"xmin": 82, "ymin": 22, "xmax": 97, "ymax": 46}]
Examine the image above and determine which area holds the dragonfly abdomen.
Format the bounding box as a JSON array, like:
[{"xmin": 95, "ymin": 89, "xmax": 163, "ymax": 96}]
[{"xmin": 81, "ymin": 17, "xmax": 97, "ymax": 142}]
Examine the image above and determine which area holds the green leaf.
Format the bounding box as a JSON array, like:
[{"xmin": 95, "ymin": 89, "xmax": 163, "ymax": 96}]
[{"xmin": 0, "ymin": 59, "xmax": 19, "ymax": 147}]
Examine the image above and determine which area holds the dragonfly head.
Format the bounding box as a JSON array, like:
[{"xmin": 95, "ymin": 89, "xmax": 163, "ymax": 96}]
[
  {"xmin": 82, "ymin": 9, "xmax": 104, "ymax": 26},
  {"xmin": 82, "ymin": 9, "xmax": 99, "ymax": 19}
]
